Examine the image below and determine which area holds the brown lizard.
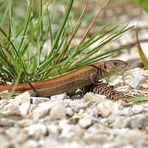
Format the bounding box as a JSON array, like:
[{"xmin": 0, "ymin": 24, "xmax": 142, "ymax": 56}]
[{"xmin": 0, "ymin": 60, "xmax": 127, "ymax": 97}]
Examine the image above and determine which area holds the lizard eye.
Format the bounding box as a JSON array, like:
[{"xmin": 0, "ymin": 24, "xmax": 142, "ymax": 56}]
[
  {"xmin": 104, "ymin": 65, "xmax": 107, "ymax": 69},
  {"xmin": 114, "ymin": 62, "xmax": 117, "ymax": 66}
]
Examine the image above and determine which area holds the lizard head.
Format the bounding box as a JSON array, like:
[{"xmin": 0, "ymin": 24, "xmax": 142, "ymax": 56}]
[{"xmin": 104, "ymin": 60, "xmax": 127, "ymax": 74}]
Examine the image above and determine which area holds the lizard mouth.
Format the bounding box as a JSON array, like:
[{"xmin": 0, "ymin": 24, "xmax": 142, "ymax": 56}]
[{"xmin": 108, "ymin": 64, "xmax": 127, "ymax": 74}]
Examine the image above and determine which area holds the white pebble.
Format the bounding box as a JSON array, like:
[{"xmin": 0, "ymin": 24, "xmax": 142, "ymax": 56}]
[
  {"xmin": 50, "ymin": 93, "xmax": 70, "ymax": 101},
  {"xmin": 49, "ymin": 103, "xmax": 66, "ymax": 120},
  {"xmin": 79, "ymin": 117, "xmax": 93, "ymax": 128},
  {"xmin": 32, "ymin": 101, "xmax": 54, "ymax": 119},
  {"xmin": 25, "ymin": 124, "xmax": 48, "ymax": 137}
]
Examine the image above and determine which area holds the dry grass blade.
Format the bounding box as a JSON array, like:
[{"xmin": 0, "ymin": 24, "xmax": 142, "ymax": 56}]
[
  {"xmin": 136, "ymin": 27, "xmax": 148, "ymax": 69},
  {"xmin": 72, "ymin": 0, "xmax": 110, "ymax": 57}
]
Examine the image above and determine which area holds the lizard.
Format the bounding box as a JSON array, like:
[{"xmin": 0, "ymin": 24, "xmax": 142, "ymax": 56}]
[{"xmin": 0, "ymin": 60, "xmax": 127, "ymax": 97}]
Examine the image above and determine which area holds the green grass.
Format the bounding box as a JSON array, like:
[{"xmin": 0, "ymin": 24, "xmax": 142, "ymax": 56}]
[
  {"xmin": 0, "ymin": 0, "xmax": 133, "ymax": 84},
  {"xmin": 129, "ymin": 96, "xmax": 148, "ymax": 103}
]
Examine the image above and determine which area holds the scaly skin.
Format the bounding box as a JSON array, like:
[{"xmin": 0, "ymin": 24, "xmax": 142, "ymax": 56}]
[{"xmin": 0, "ymin": 60, "xmax": 127, "ymax": 97}]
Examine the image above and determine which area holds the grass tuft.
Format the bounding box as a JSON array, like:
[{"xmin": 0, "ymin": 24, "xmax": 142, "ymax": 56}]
[{"xmin": 0, "ymin": 0, "xmax": 133, "ymax": 84}]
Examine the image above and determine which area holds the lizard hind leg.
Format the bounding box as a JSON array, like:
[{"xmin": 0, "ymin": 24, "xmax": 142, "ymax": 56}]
[{"xmin": 70, "ymin": 88, "xmax": 85, "ymax": 100}]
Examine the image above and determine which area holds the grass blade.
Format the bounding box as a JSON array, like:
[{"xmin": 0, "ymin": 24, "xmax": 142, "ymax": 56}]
[
  {"xmin": 136, "ymin": 28, "xmax": 148, "ymax": 69},
  {"xmin": 48, "ymin": 0, "xmax": 74, "ymax": 56},
  {"xmin": 129, "ymin": 96, "xmax": 148, "ymax": 103}
]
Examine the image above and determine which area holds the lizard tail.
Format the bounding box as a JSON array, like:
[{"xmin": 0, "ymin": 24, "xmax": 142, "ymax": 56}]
[{"xmin": 93, "ymin": 81, "xmax": 132, "ymax": 102}]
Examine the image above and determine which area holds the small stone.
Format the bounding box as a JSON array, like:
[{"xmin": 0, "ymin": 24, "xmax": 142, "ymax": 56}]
[
  {"xmin": 25, "ymin": 124, "xmax": 48, "ymax": 139},
  {"xmin": 97, "ymin": 102, "xmax": 113, "ymax": 118},
  {"xmin": 13, "ymin": 92, "xmax": 31, "ymax": 117},
  {"xmin": 13, "ymin": 92, "xmax": 30, "ymax": 106},
  {"xmin": 111, "ymin": 128, "xmax": 147, "ymax": 147},
  {"xmin": 70, "ymin": 99, "xmax": 88, "ymax": 112},
  {"xmin": 85, "ymin": 105, "xmax": 99, "ymax": 118},
  {"xmin": 48, "ymin": 124, "xmax": 61, "ymax": 136},
  {"xmin": 49, "ymin": 103, "xmax": 66, "ymax": 120},
  {"xmin": 66, "ymin": 107, "xmax": 74, "ymax": 117},
  {"xmin": 5, "ymin": 127, "xmax": 19, "ymax": 139},
  {"xmin": 0, "ymin": 118, "xmax": 14, "ymax": 127},
  {"xmin": 117, "ymin": 107, "xmax": 133, "ymax": 116},
  {"xmin": 50, "ymin": 93, "xmax": 70, "ymax": 101},
  {"xmin": 0, "ymin": 90, "xmax": 9, "ymax": 99},
  {"xmin": 79, "ymin": 117, "xmax": 93, "ymax": 129},
  {"xmin": 115, "ymin": 85, "xmax": 129, "ymax": 93},
  {"xmin": 19, "ymin": 101, "xmax": 30, "ymax": 117},
  {"xmin": 110, "ymin": 115, "xmax": 128, "ymax": 128},
  {"xmin": 17, "ymin": 119, "xmax": 35, "ymax": 128},
  {"xmin": 84, "ymin": 92, "xmax": 106, "ymax": 104},
  {"xmin": 99, "ymin": 101, "xmax": 121, "ymax": 117},
  {"xmin": 21, "ymin": 140, "xmax": 38, "ymax": 148},
  {"xmin": 131, "ymin": 105, "xmax": 144, "ymax": 114},
  {"xmin": 117, "ymin": 104, "xmax": 144, "ymax": 116},
  {"xmin": 18, "ymin": 132, "xmax": 30, "ymax": 144},
  {"xmin": 59, "ymin": 123, "xmax": 76, "ymax": 138},
  {"xmin": 31, "ymin": 97, "xmax": 49, "ymax": 105},
  {"xmin": 83, "ymin": 131, "xmax": 110, "ymax": 144},
  {"xmin": 0, "ymin": 135, "xmax": 13, "ymax": 148},
  {"xmin": 0, "ymin": 99, "xmax": 5, "ymax": 106},
  {"xmin": 125, "ymin": 68, "xmax": 145, "ymax": 88},
  {"xmin": 126, "ymin": 114, "xmax": 148, "ymax": 130},
  {"xmin": 32, "ymin": 101, "xmax": 54, "ymax": 119}
]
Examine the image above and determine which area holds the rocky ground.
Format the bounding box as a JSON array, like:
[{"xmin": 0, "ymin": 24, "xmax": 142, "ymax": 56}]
[{"xmin": 0, "ymin": 68, "xmax": 148, "ymax": 148}]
